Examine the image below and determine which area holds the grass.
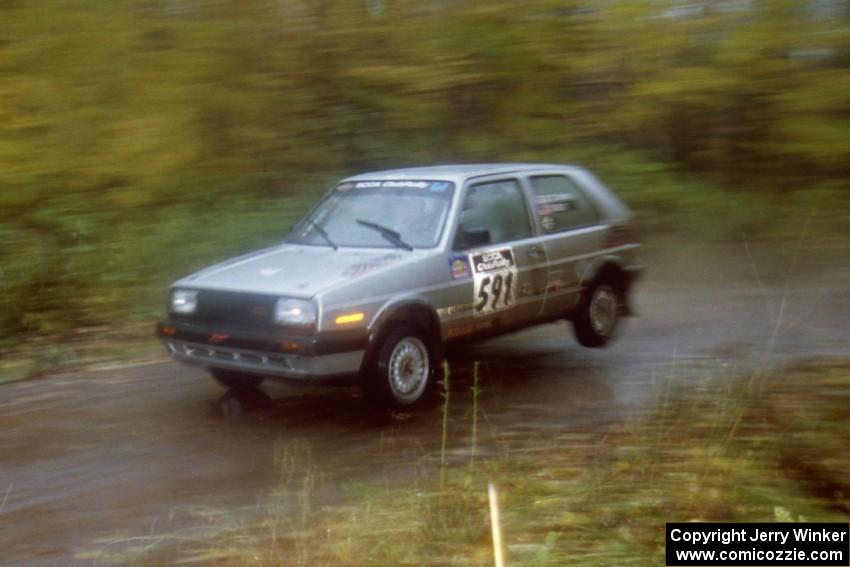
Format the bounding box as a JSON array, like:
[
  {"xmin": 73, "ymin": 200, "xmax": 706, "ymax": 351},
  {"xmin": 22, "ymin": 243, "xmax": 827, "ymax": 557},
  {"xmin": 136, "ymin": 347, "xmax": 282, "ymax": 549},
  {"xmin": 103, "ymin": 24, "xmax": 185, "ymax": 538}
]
[
  {"xmin": 0, "ymin": 193, "xmax": 317, "ymax": 382},
  {"xmin": 0, "ymin": 321, "xmax": 164, "ymax": 384},
  {"xmin": 85, "ymin": 359, "xmax": 850, "ymax": 566}
]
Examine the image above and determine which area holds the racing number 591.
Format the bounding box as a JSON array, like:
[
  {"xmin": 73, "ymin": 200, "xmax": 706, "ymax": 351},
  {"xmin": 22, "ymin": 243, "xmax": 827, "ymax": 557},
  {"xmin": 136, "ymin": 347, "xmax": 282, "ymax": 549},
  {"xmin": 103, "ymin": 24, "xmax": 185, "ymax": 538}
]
[{"xmin": 475, "ymin": 271, "xmax": 514, "ymax": 313}]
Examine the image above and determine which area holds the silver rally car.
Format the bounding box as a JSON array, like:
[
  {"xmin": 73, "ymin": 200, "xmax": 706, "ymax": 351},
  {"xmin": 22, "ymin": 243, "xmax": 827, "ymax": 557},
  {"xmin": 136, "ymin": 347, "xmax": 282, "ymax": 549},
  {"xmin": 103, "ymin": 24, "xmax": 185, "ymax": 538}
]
[{"xmin": 157, "ymin": 164, "xmax": 641, "ymax": 407}]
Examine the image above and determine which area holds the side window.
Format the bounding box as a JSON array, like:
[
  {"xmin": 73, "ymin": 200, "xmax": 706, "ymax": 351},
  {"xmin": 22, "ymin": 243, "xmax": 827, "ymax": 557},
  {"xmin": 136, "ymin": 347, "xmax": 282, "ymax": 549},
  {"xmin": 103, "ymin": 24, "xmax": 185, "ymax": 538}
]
[
  {"xmin": 454, "ymin": 179, "xmax": 532, "ymax": 251},
  {"xmin": 530, "ymin": 175, "xmax": 600, "ymax": 233}
]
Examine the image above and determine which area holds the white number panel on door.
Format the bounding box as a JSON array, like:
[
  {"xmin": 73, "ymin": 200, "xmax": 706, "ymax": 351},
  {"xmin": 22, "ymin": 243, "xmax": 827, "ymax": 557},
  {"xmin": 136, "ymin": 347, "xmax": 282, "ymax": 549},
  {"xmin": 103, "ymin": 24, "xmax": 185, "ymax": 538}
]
[{"xmin": 470, "ymin": 247, "xmax": 517, "ymax": 317}]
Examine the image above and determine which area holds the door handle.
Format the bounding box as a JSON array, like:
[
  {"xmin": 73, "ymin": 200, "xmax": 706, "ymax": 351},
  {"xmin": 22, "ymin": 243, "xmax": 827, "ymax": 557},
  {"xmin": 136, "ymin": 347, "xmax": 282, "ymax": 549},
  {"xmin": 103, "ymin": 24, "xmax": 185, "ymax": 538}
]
[{"xmin": 527, "ymin": 245, "xmax": 545, "ymax": 259}]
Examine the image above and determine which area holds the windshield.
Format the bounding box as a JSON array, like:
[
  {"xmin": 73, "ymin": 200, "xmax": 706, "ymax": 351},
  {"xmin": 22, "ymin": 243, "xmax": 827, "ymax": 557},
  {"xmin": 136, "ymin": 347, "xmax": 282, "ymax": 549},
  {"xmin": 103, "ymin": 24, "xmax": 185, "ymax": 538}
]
[{"xmin": 287, "ymin": 180, "xmax": 455, "ymax": 249}]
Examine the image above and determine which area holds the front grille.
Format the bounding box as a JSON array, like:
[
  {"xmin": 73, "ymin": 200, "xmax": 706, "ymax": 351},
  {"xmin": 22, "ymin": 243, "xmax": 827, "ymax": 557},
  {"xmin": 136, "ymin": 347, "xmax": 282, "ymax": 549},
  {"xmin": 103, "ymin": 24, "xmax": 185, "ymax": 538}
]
[{"xmin": 175, "ymin": 290, "xmax": 278, "ymax": 328}]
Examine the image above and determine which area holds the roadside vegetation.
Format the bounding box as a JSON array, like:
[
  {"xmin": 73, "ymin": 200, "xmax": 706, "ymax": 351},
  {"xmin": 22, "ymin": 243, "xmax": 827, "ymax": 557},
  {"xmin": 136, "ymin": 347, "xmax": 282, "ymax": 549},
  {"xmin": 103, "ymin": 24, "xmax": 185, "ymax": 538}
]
[
  {"xmin": 1, "ymin": 1, "xmax": 849, "ymax": 380},
  {"xmin": 84, "ymin": 360, "xmax": 850, "ymax": 565}
]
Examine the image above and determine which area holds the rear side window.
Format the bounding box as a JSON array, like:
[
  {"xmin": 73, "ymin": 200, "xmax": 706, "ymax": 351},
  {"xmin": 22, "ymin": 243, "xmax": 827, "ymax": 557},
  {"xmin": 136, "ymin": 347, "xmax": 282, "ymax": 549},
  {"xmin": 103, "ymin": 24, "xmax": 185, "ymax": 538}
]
[
  {"xmin": 454, "ymin": 179, "xmax": 532, "ymax": 250},
  {"xmin": 530, "ymin": 175, "xmax": 599, "ymax": 233}
]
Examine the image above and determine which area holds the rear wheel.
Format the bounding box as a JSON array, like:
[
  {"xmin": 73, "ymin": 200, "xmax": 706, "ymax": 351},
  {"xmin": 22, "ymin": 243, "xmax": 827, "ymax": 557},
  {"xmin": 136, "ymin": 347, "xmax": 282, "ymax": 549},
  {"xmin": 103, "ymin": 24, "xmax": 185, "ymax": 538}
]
[
  {"xmin": 210, "ymin": 368, "xmax": 264, "ymax": 390},
  {"xmin": 573, "ymin": 282, "xmax": 620, "ymax": 348},
  {"xmin": 363, "ymin": 325, "xmax": 435, "ymax": 408}
]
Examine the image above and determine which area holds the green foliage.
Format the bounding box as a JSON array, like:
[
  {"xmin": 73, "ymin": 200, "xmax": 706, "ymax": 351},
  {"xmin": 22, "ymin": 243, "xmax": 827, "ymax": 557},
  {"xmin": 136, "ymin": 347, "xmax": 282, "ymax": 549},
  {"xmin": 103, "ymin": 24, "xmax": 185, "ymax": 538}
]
[{"xmin": 1, "ymin": 0, "xmax": 849, "ymax": 344}]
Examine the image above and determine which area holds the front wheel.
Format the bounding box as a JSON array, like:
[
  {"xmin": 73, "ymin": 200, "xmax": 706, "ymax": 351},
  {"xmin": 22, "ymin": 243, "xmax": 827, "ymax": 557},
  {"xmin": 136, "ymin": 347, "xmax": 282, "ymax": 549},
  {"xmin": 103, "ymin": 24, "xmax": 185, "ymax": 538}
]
[
  {"xmin": 573, "ymin": 282, "xmax": 620, "ymax": 348},
  {"xmin": 210, "ymin": 368, "xmax": 265, "ymax": 391},
  {"xmin": 363, "ymin": 325, "xmax": 435, "ymax": 408}
]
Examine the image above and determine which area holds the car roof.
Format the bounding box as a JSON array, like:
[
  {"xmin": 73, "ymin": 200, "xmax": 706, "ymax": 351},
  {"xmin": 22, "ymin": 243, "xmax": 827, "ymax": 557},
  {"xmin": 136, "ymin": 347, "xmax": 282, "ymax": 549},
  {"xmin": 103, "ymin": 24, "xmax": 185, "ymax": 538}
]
[{"xmin": 342, "ymin": 163, "xmax": 586, "ymax": 184}]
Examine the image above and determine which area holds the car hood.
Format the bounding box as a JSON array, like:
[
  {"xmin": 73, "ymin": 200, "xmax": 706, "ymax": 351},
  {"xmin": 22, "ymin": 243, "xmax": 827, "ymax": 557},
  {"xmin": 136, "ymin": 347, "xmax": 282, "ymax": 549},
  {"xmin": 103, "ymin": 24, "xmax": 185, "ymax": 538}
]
[{"xmin": 175, "ymin": 244, "xmax": 417, "ymax": 298}]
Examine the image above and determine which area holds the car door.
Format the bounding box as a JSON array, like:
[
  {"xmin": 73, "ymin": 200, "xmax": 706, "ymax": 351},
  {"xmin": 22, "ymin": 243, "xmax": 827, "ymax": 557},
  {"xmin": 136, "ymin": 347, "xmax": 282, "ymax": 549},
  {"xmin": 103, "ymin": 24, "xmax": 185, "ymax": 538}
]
[
  {"xmin": 446, "ymin": 177, "xmax": 549, "ymax": 339},
  {"xmin": 526, "ymin": 173, "xmax": 606, "ymax": 317}
]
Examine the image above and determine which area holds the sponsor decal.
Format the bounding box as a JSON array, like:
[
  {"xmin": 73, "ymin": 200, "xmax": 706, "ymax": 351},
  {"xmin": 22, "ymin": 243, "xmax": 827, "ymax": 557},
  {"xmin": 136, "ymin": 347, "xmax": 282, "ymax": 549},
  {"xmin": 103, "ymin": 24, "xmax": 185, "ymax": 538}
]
[
  {"xmin": 382, "ymin": 180, "xmax": 430, "ymax": 189},
  {"xmin": 437, "ymin": 303, "xmax": 473, "ymax": 318},
  {"xmin": 540, "ymin": 215, "xmax": 556, "ymax": 231},
  {"xmin": 536, "ymin": 193, "xmax": 576, "ymax": 215},
  {"xmin": 336, "ymin": 182, "xmax": 354, "ymax": 191},
  {"xmin": 471, "ymin": 248, "xmax": 514, "ymax": 273},
  {"xmin": 447, "ymin": 323, "xmax": 474, "ymax": 338},
  {"xmin": 354, "ymin": 180, "xmax": 430, "ymax": 189},
  {"xmin": 258, "ymin": 267, "xmax": 281, "ymax": 276},
  {"xmin": 449, "ymin": 255, "xmax": 472, "ymax": 280},
  {"xmin": 470, "ymin": 247, "xmax": 518, "ymax": 317},
  {"xmin": 535, "ymin": 193, "xmax": 576, "ymax": 205},
  {"xmin": 446, "ymin": 320, "xmax": 494, "ymax": 338},
  {"xmin": 342, "ymin": 254, "xmax": 401, "ymax": 277}
]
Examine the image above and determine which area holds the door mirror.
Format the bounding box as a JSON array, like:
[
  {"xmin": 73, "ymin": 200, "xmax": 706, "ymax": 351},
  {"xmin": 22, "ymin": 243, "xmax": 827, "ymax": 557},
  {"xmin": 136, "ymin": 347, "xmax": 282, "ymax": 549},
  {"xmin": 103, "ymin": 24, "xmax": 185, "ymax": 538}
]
[{"xmin": 456, "ymin": 226, "xmax": 491, "ymax": 250}]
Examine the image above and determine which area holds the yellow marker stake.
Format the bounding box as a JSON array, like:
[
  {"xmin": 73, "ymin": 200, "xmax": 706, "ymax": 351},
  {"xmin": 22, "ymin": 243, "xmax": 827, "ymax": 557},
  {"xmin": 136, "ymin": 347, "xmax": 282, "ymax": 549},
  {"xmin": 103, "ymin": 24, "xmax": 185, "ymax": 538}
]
[{"xmin": 489, "ymin": 482, "xmax": 505, "ymax": 567}]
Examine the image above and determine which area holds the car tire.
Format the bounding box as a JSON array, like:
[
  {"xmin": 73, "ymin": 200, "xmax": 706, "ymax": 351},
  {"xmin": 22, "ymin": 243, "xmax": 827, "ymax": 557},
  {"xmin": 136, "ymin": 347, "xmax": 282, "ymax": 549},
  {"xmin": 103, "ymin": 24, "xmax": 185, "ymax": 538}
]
[
  {"xmin": 363, "ymin": 325, "xmax": 435, "ymax": 408},
  {"xmin": 573, "ymin": 281, "xmax": 620, "ymax": 348},
  {"xmin": 210, "ymin": 368, "xmax": 265, "ymax": 390}
]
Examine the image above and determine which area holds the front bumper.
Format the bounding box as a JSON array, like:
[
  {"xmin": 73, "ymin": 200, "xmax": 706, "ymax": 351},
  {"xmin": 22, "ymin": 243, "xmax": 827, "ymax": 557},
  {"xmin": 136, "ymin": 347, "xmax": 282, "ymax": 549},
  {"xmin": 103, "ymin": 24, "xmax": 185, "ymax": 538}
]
[{"xmin": 156, "ymin": 321, "xmax": 367, "ymax": 381}]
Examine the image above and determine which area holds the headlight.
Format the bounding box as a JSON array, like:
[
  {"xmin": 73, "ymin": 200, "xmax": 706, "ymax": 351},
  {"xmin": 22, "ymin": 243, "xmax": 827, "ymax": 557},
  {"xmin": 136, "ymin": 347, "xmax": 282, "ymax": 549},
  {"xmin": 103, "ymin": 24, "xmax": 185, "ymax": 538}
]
[
  {"xmin": 170, "ymin": 289, "xmax": 198, "ymax": 314},
  {"xmin": 274, "ymin": 298, "xmax": 317, "ymax": 327}
]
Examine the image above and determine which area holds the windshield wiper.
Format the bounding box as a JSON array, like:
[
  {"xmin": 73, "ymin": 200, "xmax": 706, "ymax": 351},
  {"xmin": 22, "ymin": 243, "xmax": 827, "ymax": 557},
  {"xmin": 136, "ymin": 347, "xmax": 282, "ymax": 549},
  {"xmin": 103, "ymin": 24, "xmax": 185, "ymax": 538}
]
[
  {"xmin": 356, "ymin": 219, "xmax": 413, "ymax": 251},
  {"xmin": 305, "ymin": 220, "xmax": 337, "ymax": 250}
]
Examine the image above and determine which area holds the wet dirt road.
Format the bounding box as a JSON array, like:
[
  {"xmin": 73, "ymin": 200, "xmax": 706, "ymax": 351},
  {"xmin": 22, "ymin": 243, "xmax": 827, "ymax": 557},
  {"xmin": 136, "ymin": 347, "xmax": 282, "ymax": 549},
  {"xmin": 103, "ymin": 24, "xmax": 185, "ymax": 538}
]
[{"xmin": 2, "ymin": 253, "xmax": 849, "ymax": 566}]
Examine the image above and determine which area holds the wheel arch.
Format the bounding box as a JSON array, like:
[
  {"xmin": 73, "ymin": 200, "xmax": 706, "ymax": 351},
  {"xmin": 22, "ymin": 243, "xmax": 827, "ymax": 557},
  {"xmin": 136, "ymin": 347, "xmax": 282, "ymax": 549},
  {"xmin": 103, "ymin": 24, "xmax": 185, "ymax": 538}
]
[
  {"xmin": 581, "ymin": 256, "xmax": 633, "ymax": 314},
  {"xmin": 359, "ymin": 298, "xmax": 443, "ymax": 376}
]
